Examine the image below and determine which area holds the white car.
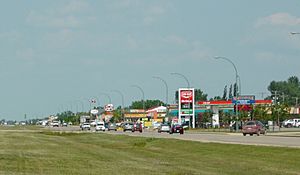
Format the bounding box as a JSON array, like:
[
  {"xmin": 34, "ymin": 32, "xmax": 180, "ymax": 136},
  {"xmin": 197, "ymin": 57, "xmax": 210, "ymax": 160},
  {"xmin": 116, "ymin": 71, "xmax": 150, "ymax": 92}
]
[
  {"xmin": 81, "ymin": 123, "xmax": 91, "ymax": 130},
  {"xmin": 52, "ymin": 121, "xmax": 59, "ymax": 127},
  {"xmin": 296, "ymin": 122, "xmax": 300, "ymax": 128},
  {"xmin": 95, "ymin": 122, "xmax": 106, "ymax": 132}
]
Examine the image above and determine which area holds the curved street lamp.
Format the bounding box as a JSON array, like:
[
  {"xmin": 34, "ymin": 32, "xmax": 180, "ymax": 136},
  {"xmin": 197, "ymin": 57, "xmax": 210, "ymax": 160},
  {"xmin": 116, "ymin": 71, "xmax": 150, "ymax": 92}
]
[
  {"xmin": 291, "ymin": 32, "xmax": 300, "ymax": 35},
  {"xmin": 111, "ymin": 90, "xmax": 125, "ymax": 121},
  {"xmin": 171, "ymin": 72, "xmax": 190, "ymax": 88},
  {"xmin": 152, "ymin": 76, "xmax": 169, "ymax": 105},
  {"xmin": 99, "ymin": 93, "xmax": 112, "ymax": 105},
  {"xmin": 214, "ymin": 56, "xmax": 240, "ymax": 131},
  {"xmin": 131, "ymin": 85, "xmax": 145, "ymax": 113}
]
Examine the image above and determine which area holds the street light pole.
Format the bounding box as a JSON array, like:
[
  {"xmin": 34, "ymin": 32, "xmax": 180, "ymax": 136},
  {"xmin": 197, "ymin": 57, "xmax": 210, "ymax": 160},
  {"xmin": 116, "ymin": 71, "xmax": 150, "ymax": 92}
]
[
  {"xmin": 152, "ymin": 76, "xmax": 169, "ymax": 105},
  {"xmin": 214, "ymin": 56, "xmax": 239, "ymax": 132},
  {"xmin": 99, "ymin": 93, "xmax": 112, "ymax": 104},
  {"xmin": 111, "ymin": 90, "xmax": 125, "ymax": 121},
  {"xmin": 171, "ymin": 72, "xmax": 190, "ymax": 88},
  {"xmin": 290, "ymin": 32, "xmax": 300, "ymax": 35},
  {"xmin": 131, "ymin": 85, "xmax": 145, "ymax": 115}
]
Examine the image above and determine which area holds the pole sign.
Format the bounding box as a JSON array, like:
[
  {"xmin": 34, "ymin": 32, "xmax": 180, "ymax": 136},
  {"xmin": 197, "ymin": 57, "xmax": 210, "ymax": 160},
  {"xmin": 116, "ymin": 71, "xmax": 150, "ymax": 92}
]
[{"xmin": 178, "ymin": 88, "xmax": 195, "ymax": 128}]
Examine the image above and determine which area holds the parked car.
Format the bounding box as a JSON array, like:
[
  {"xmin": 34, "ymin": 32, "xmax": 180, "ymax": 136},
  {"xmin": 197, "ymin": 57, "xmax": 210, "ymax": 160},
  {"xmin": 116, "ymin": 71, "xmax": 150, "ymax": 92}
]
[
  {"xmin": 52, "ymin": 121, "xmax": 59, "ymax": 127},
  {"xmin": 90, "ymin": 120, "xmax": 97, "ymax": 127},
  {"xmin": 242, "ymin": 121, "xmax": 267, "ymax": 136},
  {"xmin": 95, "ymin": 122, "xmax": 106, "ymax": 132},
  {"xmin": 107, "ymin": 123, "xmax": 117, "ymax": 131},
  {"xmin": 123, "ymin": 122, "xmax": 134, "ymax": 132},
  {"xmin": 170, "ymin": 124, "xmax": 184, "ymax": 134},
  {"xmin": 133, "ymin": 123, "xmax": 142, "ymax": 133},
  {"xmin": 62, "ymin": 122, "xmax": 68, "ymax": 127},
  {"xmin": 282, "ymin": 119, "xmax": 300, "ymax": 128},
  {"xmin": 158, "ymin": 124, "xmax": 171, "ymax": 133},
  {"xmin": 81, "ymin": 123, "xmax": 91, "ymax": 130}
]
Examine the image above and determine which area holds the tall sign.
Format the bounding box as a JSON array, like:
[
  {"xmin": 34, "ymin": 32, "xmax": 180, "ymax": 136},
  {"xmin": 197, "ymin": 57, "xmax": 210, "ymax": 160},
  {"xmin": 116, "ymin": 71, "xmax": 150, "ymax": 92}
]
[{"xmin": 178, "ymin": 88, "xmax": 195, "ymax": 128}]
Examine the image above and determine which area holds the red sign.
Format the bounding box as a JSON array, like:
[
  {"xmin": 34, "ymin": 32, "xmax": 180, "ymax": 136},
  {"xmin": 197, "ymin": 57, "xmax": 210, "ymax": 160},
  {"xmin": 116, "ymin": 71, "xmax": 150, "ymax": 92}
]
[{"xmin": 180, "ymin": 90, "xmax": 193, "ymax": 103}]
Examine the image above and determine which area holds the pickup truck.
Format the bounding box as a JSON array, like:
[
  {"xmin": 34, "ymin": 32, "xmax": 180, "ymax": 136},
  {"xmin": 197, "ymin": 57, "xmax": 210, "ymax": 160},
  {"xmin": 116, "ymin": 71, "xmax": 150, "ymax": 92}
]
[{"xmin": 282, "ymin": 119, "xmax": 300, "ymax": 128}]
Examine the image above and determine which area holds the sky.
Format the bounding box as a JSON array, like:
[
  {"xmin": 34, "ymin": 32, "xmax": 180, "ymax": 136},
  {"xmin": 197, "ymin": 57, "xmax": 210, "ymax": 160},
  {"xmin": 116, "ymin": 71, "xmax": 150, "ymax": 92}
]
[{"xmin": 1, "ymin": 0, "xmax": 300, "ymax": 120}]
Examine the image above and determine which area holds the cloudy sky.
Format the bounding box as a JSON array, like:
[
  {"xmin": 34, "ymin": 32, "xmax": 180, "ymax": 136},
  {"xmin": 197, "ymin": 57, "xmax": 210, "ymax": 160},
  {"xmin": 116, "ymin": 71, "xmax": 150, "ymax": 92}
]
[{"xmin": 1, "ymin": 0, "xmax": 300, "ymax": 120}]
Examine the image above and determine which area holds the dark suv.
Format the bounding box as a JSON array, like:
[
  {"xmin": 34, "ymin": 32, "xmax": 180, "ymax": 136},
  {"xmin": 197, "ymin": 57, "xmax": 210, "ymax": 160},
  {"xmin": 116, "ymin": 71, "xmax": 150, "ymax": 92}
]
[
  {"xmin": 133, "ymin": 123, "xmax": 142, "ymax": 133},
  {"xmin": 170, "ymin": 124, "xmax": 184, "ymax": 134},
  {"xmin": 242, "ymin": 121, "xmax": 267, "ymax": 136}
]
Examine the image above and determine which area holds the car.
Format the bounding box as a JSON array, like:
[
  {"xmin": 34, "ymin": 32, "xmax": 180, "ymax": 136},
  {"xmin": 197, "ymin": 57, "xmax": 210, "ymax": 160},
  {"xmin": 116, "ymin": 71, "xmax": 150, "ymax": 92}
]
[
  {"xmin": 52, "ymin": 121, "xmax": 59, "ymax": 127},
  {"xmin": 170, "ymin": 124, "xmax": 184, "ymax": 134},
  {"xmin": 81, "ymin": 123, "xmax": 91, "ymax": 130},
  {"xmin": 153, "ymin": 122, "xmax": 161, "ymax": 129},
  {"xmin": 95, "ymin": 122, "xmax": 106, "ymax": 132},
  {"xmin": 242, "ymin": 121, "xmax": 267, "ymax": 136},
  {"xmin": 296, "ymin": 121, "xmax": 300, "ymax": 128},
  {"xmin": 123, "ymin": 122, "xmax": 134, "ymax": 132},
  {"xmin": 107, "ymin": 123, "xmax": 117, "ymax": 131},
  {"xmin": 158, "ymin": 124, "xmax": 171, "ymax": 133},
  {"xmin": 282, "ymin": 119, "xmax": 300, "ymax": 128},
  {"xmin": 62, "ymin": 122, "xmax": 68, "ymax": 127},
  {"xmin": 90, "ymin": 120, "xmax": 97, "ymax": 127},
  {"xmin": 133, "ymin": 123, "xmax": 142, "ymax": 133}
]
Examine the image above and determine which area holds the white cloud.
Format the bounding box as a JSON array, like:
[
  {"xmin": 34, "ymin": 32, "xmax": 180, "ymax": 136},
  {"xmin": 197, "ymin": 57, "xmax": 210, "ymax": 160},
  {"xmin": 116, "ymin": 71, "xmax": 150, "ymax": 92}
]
[
  {"xmin": 59, "ymin": 0, "xmax": 90, "ymax": 14},
  {"xmin": 16, "ymin": 48, "xmax": 35, "ymax": 63},
  {"xmin": 255, "ymin": 13, "xmax": 300, "ymax": 28},
  {"xmin": 26, "ymin": 1, "xmax": 92, "ymax": 29},
  {"xmin": 163, "ymin": 35, "xmax": 187, "ymax": 46},
  {"xmin": 255, "ymin": 52, "xmax": 285, "ymax": 63},
  {"xmin": 127, "ymin": 35, "xmax": 139, "ymax": 49}
]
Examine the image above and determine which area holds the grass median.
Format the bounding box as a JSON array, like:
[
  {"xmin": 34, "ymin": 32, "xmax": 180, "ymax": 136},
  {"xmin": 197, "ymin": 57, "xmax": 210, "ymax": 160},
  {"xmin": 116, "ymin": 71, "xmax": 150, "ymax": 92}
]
[{"xmin": 0, "ymin": 127, "xmax": 299, "ymax": 175}]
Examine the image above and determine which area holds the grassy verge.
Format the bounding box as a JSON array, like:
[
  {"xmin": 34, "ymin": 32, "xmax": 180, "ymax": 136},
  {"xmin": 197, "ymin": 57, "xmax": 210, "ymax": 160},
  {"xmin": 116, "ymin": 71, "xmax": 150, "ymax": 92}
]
[{"xmin": 0, "ymin": 128, "xmax": 299, "ymax": 175}]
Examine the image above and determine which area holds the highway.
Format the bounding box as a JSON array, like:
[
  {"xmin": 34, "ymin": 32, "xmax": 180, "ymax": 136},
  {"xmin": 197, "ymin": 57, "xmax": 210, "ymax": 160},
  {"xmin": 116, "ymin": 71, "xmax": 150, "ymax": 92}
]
[{"xmin": 50, "ymin": 126, "xmax": 300, "ymax": 148}]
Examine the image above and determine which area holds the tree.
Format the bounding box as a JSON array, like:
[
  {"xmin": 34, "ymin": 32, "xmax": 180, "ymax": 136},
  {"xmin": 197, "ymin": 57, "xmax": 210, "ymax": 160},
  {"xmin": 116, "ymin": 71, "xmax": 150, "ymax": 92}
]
[
  {"xmin": 233, "ymin": 83, "xmax": 238, "ymax": 97},
  {"xmin": 228, "ymin": 84, "xmax": 233, "ymax": 99},
  {"xmin": 209, "ymin": 96, "xmax": 222, "ymax": 101},
  {"xmin": 267, "ymin": 76, "xmax": 300, "ymax": 106},
  {"xmin": 130, "ymin": 99, "xmax": 165, "ymax": 110},
  {"xmin": 222, "ymin": 85, "xmax": 227, "ymax": 100}
]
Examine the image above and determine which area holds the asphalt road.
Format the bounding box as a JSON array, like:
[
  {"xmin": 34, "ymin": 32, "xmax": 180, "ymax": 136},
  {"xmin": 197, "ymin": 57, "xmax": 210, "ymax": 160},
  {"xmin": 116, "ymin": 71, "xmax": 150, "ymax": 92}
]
[{"xmin": 49, "ymin": 126, "xmax": 300, "ymax": 148}]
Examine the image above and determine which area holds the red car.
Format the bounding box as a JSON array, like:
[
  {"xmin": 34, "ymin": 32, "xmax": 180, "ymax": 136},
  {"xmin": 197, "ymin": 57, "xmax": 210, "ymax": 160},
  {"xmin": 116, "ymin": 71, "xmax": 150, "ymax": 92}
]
[
  {"xmin": 133, "ymin": 123, "xmax": 142, "ymax": 133},
  {"xmin": 242, "ymin": 121, "xmax": 267, "ymax": 136},
  {"xmin": 170, "ymin": 124, "xmax": 184, "ymax": 134}
]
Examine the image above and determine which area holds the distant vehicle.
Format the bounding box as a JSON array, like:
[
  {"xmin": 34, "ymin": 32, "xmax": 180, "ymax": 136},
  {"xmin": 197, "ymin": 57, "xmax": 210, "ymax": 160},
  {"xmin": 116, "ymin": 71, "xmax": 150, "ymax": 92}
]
[
  {"xmin": 20, "ymin": 121, "xmax": 26, "ymax": 126},
  {"xmin": 123, "ymin": 122, "xmax": 134, "ymax": 132},
  {"xmin": 62, "ymin": 122, "xmax": 68, "ymax": 127},
  {"xmin": 153, "ymin": 122, "xmax": 161, "ymax": 129},
  {"xmin": 242, "ymin": 121, "xmax": 267, "ymax": 136},
  {"xmin": 52, "ymin": 121, "xmax": 59, "ymax": 127},
  {"xmin": 158, "ymin": 124, "xmax": 170, "ymax": 133},
  {"xmin": 107, "ymin": 123, "xmax": 117, "ymax": 131},
  {"xmin": 133, "ymin": 123, "xmax": 142, "ymax": 133},
  {"xmin": 90, "ymin": 120, "xmax": 97, "ymax": 127},
  {"xmin": 95, "ymin": 122, "xmax": 106, "ymax": 132},
  {"xmin": 170, "ymin": 124, "xmax": 184, "ymax": 134},
  {"xmin": 282, "ymin": 119, "xmax": 300, "ymax": 128},
  {"xmin": 81, "ymin": 123, "xmax": 91, "ymax": 130}
]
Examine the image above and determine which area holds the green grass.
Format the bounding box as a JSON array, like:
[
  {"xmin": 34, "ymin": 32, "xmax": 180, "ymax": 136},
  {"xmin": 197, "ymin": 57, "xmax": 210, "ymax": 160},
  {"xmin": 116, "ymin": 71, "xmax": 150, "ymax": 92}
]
[{"xmin": 0, "ymin": 127, "xmax": 300, "ymax": 175}]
